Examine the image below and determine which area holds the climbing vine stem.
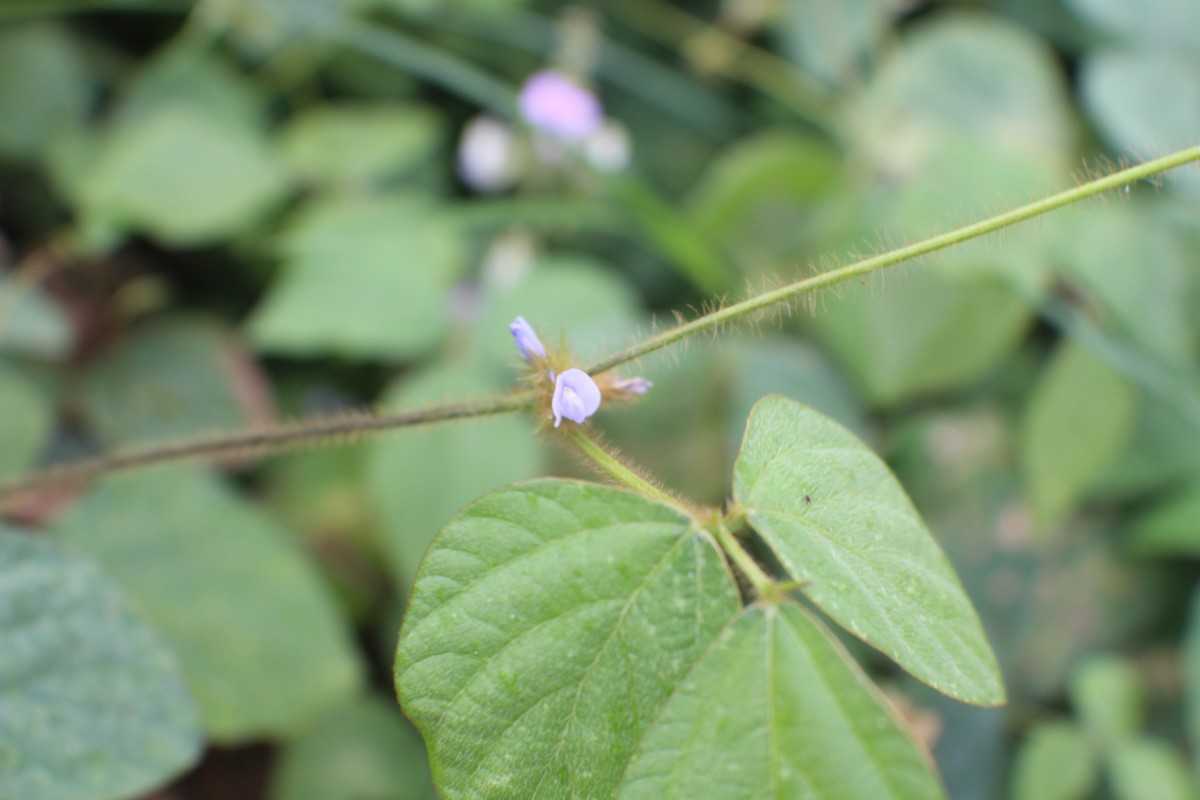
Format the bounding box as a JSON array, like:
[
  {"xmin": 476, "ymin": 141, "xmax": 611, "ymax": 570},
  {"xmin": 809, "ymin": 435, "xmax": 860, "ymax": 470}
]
[
  {"xmin": 2, "ymin": 146, "xmax": 1198, "ymax": 501},
  {"xmin": 582, "ymin": 145, "xmax": 1200, "ymax": 376},
  {"xmin": 0, "ymin": 392, "xmax": 538, "ymax": 502}
]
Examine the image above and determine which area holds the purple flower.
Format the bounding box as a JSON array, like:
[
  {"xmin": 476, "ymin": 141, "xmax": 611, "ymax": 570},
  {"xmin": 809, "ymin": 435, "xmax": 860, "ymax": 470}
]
[
  {"xmin": 518, "ymin": 71, "xmax": 603, "ymax": 141},
  {"xmin": 509, "ymin": 316, "xmax": 546, "ymax": 361},
  {"xmin": 552, "ymin": 368, "xmax": 602, "ymax": 427},
  {"xmin": 614, "ymin": 376, "xmax": 653, "ymax": 395}
]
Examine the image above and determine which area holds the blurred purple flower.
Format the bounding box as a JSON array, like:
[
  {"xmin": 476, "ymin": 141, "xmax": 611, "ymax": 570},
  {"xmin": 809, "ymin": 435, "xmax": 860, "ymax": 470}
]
[
  {"xmin": 614, "ymin": 376, "xmax": 653, "ymax": 394},
  {"xmin": 518, "ymin": 71, "xmax": 603, "ymax": 141},
  {"xmin": 552, "ymin": 368, "xmax": 602, "ymax": 427},
  {"xmin": 509, "ymin": 316, "xmax": 546, "ymax": 361}
]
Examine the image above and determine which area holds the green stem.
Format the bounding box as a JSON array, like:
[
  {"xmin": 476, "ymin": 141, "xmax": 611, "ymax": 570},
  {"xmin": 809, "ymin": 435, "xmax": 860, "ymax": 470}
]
[
  {"xmin": 606, "ymin": 0, "xmax": 835, "ymax": 131},
  {"xmin": 566, "ymin": 429, "xmax": 682, "ymax": 509},
  {"xmin": 0, "ymin": 391, "xmax": 537, "ymax": 502},
  {"xmin": 327, "ymin": 19, "xmax": 519, "ymax": 119},
  {"xmin": 711, "ymin": 520, "xmax": 776, "ymax": 601},
  {"xmin": 584, "ymin": 145, "xmax": 1200, "ymax": 375}
]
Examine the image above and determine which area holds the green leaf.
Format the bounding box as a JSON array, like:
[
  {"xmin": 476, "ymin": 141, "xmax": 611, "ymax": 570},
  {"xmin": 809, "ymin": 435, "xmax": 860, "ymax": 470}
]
[
  {"xmin": 111, "ymin": 45, "xmax": 268, "ymax": 134},
  {"xmin": 1108, "ymin": 738, "xmax": 1195, "ymax": 800},
  {"xmin": 1129, "ymin": 485, "xmax": 1200, "ymax": 557},
  {"xmin": 733, "ymin": 395, "xmax": 1004, "ymax": 705},
  {"xmin": 79, "ymin": 105, "xmax": 288, "ymax": 245},
  {"xmin": 685, "ymin": 131, "xmax": 841, "ymax": 274},
  {"xmin": 1011, "ymin": 722, "xmax": 1097, "ymax": 800},
  {"xmin": 1069, "ymin": 655, "xmax": 1143, "ymax": 749},
  {"xmin": 620, "ymin": 603, "xmax": 944, "ymax": 799},
  {"xmin": 0, "ymin": 23, "xmax": 91, "ymax": 162},
  {"xmin": 51, "ymin": 467, "xmax": 363, "ymax": 742},
  {"xmin": 1096, "ymin": 387, "xmax": 1200, "ymax": 499},
  {"xmin": 773, "ymin": 0, "xmax": 893, "ymax": 86},
  {"xmin": 854, "ymin": 14, "xmax": 1071, "ymax": 174},
  {"xmin": 0, "ymin": 528, "xmax": 201, "ymax": 800},
  {"xmin": 279, "ymin": 104, "xmax": 442, "ymax": 189},
  {"xmin": 811, "ymin": 266, "xmax": 1033, "ymax": 407},
  {"xmin": 0, "ymin": 362, "xmax": 52, "ymax": 480},
  {"xmin": 0, "ymin": 277, "xmax": 73, "ymax": 360},
  {"xmin": 1019, "ymin": 341, "xmax": 1135, "ymax": 531},
  {"xmin": 725, "ymin": 335, "xmax": 869, "ymax": 444},
  {"xmin": 395, "ymin": 480, "xmax": 741, "ymax": 800},
  {"xmin": 269, "ymin": 694, "xmax": 436, "ymax": 800},
  {"xmin": 1065, "ymin": 0, "xmax": 1200, "ymax": 49},
  {"xmin": 80, "ymin": 317, "xmax": 264, "ymax": 448},
  {"xmin": 1080, "ymin": 50, "xmax": 1200, "ymax": 197},
  {"xmin": 367, "ymin": 362, "xmax": 545, "ymax": 586},
  {"xmin": 1048, "ymin": 206, "xmax": 1194, "ymax": 366},
  {"xmin": 247, "ymin": 195, "xmax": 463, "ymax": 360}
]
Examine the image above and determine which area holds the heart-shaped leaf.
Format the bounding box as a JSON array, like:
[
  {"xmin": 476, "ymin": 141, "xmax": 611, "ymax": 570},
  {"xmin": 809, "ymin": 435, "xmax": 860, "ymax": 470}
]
[
  {"xmin": 395, "ymin": 480, "xmax": 740, "ymax": 800},
  {"xmin": 733, "ymin": 395, "xmax": 1003, "ymax": 705},
  {"xmin": 620, "ymin": 603, "xmax": 944, "ymax": 799}
]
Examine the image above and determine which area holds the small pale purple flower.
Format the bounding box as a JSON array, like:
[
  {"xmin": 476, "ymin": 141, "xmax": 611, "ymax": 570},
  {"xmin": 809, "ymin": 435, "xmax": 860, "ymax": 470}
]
[
  {"xmin": 552, "ymin": 368, "xmax": 602, "ymax": 428},
  {"xmin": 518, "ymin": 70, "xmax": 603, "ymax": 141},
  {"xmin": 614, "ymin": 376, "xmax": 653, "ymax": 394},
  {"xmin": 509, "ymin": 316, "xmax": 546, "ymax": 361}
]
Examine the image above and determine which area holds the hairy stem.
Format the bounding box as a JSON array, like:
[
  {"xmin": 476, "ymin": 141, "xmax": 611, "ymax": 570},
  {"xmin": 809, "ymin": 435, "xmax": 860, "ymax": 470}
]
[
  {"xmin": 0, "ymin": 392, "xmax": 537, "ymax": 502},
  {"xmin": 607, "ymin": 0, "xmax": 835, "ymax": 130},
  {"xmin": 584, "ymin": 145, "xmax": 1200, "ymax": 375},
  {"xmin": 567, "ymin": 429, "xmax": 686, "ymax": 510},
  {"xmin": 4, "ymin": 148, "xmax": 1197, "ymax": 500},
  {"xmin": 328, "ymin": 19, "xmax": 518, "ymax": 118}
]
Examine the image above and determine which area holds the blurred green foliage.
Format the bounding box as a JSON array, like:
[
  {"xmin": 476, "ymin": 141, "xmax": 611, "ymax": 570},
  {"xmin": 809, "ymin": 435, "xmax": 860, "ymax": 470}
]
[{"xmin": 0, "ymin": 0, "xmax": 1199, "ymax": 797}]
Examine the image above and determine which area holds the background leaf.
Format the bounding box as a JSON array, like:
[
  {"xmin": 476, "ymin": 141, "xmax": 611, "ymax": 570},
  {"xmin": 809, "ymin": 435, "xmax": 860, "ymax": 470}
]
[
  {"xmin": 1129, "ymin": 485, "xmax": 1200, "ymax": 556},
  {"xmin": 1081, "ymin": 51, "xmax": 1200, "ymax": 184},
  {"xmin": 279, "ymin": 103, "xmax": 442, "ymax": 190},
  {"xmin": 772, "ymin": 0, "xmax": 893, "ymax": 86},
  {"xmin": 811, "ymin": 265, "xmax": 1034, "ymax": 407},
  {"xmin": 0, "ymin": 528, "xmax": 201, "ymax": 800},
  {"xmin": 0, "ymin": 23, "xmax": 91, "ymax": 163},
  {"xmin": 1107, "ymin": 739, "xmax": 1195, "ymax": 800},
  {"xmin": 79, "ymin": 105, "xmax": 288, "ymax": 245},
  {"xmin": 1019, "ymin": 340, "xmax": 1135, "ymax": 531},
  {"xmin": 0, "ymin": 361, "xmax": 52, "ymax": 480},
  {"xmin": 1010, "ymin": 722, "xmax": 1096, "ymax": 800},
  {"xmin": 0, "ymin": 277, "xmax": 73, "ymax": 360},
  {"xmin": 1068, "ymin": 655, "xmax": 1143, "ymax": 749},
  {"xmin": 268, "ymin": 694, "xmax": 437, "ymax": 800},
  {"xmin": 80, "ymin": 316, "xmax": 269, "ymax": 448},
  {"xmin": 247, "ymin": 195, "xmax": 463, "ymax": 360},
  {"xmin": 51, "ymin": 467, "xmax": 363, "ymax": 742}
]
